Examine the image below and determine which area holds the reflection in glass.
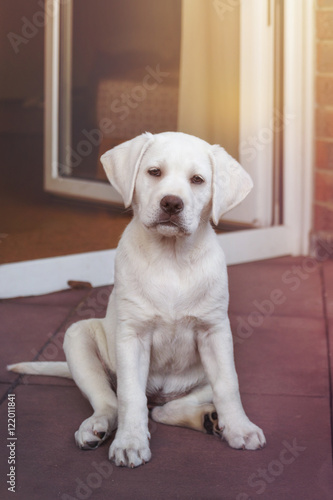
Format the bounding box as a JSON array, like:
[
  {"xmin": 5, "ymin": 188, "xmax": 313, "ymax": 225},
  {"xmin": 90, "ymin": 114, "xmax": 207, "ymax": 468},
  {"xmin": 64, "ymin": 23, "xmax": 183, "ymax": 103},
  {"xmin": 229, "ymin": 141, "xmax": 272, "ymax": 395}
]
[{"xmin": 59, "ymin": 0, "xmax": 181, "ymax": 182}]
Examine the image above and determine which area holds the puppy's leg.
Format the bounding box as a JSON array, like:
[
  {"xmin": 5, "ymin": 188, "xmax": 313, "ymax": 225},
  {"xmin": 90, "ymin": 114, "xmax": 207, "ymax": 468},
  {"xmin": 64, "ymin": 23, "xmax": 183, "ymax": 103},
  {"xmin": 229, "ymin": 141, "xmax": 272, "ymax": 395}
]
[
  {"xmin": 151, "ymin": 385, "xmax": 221, "ymax": 437},
  {"xmin": 109, "ymin": 321, "xmax": 151, "ymax": 468},
  {"xmin": 63, "ymin": 319, "xmax": 118, "ymax": 450},
  {"xmin": 198, "ymin": 318, "xmax": 266, "ymax": 450}
]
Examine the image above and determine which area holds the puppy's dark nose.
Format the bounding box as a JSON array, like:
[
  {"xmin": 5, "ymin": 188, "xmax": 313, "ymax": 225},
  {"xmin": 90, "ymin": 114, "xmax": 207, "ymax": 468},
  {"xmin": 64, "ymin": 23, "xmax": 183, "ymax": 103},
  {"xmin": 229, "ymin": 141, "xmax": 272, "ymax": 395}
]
[{"xmin": 160, "ymin": 195, "xmax": 184, "ymax": 215}]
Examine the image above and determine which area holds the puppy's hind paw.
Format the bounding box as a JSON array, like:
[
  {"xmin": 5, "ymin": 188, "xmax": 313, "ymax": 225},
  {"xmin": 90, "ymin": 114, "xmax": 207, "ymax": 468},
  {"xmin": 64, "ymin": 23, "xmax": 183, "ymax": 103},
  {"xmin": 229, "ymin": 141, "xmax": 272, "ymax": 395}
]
[{"xmin": 203, "ymin": 411, "xmax": 222, "ymax": 438}]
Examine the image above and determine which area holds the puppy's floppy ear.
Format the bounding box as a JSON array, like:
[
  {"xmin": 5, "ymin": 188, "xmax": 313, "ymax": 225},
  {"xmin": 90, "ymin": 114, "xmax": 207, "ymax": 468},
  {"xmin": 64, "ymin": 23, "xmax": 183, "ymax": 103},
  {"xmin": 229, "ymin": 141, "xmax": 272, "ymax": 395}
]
[
  {"xmin": 100, "ymin": 132, "xmax": 154, "ymax": 207},
  {"xmin": 209, "ymin": 145, "xmax": 253, "ymax": 225}
]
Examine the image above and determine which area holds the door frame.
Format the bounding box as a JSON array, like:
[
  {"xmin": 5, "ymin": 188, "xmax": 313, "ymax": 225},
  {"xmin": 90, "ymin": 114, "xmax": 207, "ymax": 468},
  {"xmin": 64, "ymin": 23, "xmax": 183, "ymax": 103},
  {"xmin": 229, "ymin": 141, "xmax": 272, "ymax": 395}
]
[
  {"xmin": 43, "ymin": 0, "xmax": 124, "ymax": 205},
  {"xmin": 225, "ymin": 0, "xmax": 314, "ymax": 260},
  {"xmin": 0, "ymin": 0, "xmax": 314, "ymax": 298}
]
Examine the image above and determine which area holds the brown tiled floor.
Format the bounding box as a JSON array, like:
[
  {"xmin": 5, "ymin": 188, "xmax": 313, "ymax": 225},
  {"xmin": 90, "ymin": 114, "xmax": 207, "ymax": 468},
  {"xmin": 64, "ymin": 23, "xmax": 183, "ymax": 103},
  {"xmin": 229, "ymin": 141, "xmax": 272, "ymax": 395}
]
[{"xmin": 0, "ymin": 257, "xmax": 333, "ymax": 499}]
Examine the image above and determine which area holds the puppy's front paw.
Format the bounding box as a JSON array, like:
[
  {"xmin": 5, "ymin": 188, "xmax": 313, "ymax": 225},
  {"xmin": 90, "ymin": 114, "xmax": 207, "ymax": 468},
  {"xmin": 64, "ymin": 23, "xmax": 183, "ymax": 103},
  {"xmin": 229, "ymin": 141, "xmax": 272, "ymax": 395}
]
[
  {"xmin": 75, "ymin": 414, "xmax": 113, "ymax": 450},
  {"xmin": 222, "ymin": 418, "xmax": 266, "ymax": 450},
  {"xmin": 109, "ymin": 430, "xmax": 151, "ymax": 468}
]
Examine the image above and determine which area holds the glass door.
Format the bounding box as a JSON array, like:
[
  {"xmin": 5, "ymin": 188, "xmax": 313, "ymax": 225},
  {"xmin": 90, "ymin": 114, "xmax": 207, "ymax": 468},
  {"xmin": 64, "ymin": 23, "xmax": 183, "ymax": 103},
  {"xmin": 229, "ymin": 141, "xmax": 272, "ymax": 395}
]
[{"xmin": 44, "ymin": 0, "xmax": 313, "ymax": 264}]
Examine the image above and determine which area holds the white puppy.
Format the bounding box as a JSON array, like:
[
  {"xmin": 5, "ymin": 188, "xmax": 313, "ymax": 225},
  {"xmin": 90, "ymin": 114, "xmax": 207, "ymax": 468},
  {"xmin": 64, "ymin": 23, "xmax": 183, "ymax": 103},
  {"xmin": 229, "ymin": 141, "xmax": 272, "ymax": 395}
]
[{"xmin": 9, "ymin": 132, "xmax": 265, "ymax": 468}]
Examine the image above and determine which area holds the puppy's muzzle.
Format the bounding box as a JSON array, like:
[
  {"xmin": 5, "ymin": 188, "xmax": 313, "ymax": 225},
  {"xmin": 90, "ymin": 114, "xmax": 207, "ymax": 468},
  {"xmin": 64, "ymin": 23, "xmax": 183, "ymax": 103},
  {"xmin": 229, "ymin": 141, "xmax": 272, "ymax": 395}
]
[{"xmin": 160, "ymin": 195, "xmax": 184, "ymax": 215}]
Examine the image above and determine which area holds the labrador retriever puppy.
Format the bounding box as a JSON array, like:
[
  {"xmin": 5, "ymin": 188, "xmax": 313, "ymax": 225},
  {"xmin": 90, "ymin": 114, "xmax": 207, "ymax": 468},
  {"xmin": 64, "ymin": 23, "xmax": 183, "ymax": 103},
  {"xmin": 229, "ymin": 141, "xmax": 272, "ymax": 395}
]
[{"xmin": 8, "ymin": 132, "xmax": 266, "ymax": 468}]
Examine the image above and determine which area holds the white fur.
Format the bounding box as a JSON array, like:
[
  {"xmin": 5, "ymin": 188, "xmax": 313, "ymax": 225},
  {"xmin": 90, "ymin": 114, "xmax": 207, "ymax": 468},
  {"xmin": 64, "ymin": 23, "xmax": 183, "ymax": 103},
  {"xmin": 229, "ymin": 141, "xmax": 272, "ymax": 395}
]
[{"xmin": 9, "ymin": 132, "xmax": 264, "ymax": 468}]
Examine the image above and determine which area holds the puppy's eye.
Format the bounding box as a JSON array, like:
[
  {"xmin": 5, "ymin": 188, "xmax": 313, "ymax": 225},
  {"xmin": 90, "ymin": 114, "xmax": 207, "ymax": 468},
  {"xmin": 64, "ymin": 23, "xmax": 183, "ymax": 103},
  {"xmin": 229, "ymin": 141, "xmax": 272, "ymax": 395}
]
[
  {"xmin": 148, "ymin": 167, "xmax": 161, "ymax": 177},
  {"xmin": 191, "ymin": 175, "xmax": 205, "ymax": 184}
]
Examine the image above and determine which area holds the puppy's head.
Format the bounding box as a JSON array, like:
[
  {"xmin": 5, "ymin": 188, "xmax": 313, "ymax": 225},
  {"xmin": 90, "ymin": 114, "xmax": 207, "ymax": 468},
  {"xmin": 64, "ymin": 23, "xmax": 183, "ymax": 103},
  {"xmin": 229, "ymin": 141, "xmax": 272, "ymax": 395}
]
[{"xmin": 101, "ymin": 132, "xmax": 253, "ymax": 237}]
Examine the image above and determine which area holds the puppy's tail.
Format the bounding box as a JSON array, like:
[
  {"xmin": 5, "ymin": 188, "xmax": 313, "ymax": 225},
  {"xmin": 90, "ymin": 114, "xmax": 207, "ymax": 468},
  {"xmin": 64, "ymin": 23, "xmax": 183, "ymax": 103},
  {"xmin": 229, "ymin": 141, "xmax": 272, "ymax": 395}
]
[{"xmin": 7, "ymin": 361, "xmax": 72, "ymax": 379}]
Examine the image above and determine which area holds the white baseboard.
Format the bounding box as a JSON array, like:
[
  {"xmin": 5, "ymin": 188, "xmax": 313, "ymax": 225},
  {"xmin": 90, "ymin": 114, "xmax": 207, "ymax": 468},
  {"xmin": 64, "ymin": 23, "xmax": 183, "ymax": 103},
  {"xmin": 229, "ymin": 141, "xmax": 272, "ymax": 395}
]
[{"xmin": 0, "ymin": 249, "xmax": 116, "ymax": 299}]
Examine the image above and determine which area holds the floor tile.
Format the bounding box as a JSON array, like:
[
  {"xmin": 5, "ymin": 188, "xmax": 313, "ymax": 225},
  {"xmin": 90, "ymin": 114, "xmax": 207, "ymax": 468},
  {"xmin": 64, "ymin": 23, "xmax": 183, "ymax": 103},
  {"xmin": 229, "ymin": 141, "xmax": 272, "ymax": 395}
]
[
  {"xmin": 4, "ymin": 286, "xmax": 112, "ymax": 387},
  {"xmin": 1, "ymin": 287, "xmax": 91, "ymax": 308},
  {"xmin": 246, "ymin": 256, "xmax": 314, "ymax": 266},
  {"xmin": 0, "ymin": 383, "xmax": 13, "ymax": 404},
  {"xmin": 0, "ymin": 385, "xmax": 331, "ymax": 500},
  {"xmin": 231, "ymin": 315, "xmax": 330, "ymax": 398},
  {"xmin": 0, "ymin": 302, "xmax": 73, "ymax": 383},
  {"xmin": 323, "ymin": 260, "xmax": 333, "ymax": 318},
  {"xmin": 327, "ymin": 318, "xmax": 333, "ymax": 399},
  {"xmin": 228, "ymin": 259, "xmax": 324, "ymax": 318}
]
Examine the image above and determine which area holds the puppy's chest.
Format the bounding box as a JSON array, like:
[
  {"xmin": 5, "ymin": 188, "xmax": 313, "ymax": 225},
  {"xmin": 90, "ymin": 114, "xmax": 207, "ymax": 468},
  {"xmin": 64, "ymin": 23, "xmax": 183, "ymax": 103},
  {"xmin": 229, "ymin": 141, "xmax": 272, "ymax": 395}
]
[
  {"xmin": 142, "ymin": 265, "xmax": 212, "ymax": 319},
  {"xmin": 149, "ymin": 317, "xmax": 200, "ymax": 373}
]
